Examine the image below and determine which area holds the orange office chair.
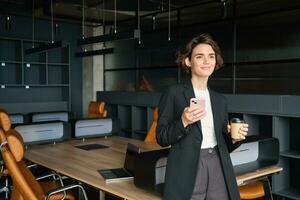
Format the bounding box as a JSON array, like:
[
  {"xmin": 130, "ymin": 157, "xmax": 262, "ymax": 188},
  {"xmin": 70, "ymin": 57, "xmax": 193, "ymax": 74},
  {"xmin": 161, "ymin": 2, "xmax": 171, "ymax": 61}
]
[
  {"xmin": 239, "ymin": 179, "xmax": 274, "ymax": 200},
  {"xmin": 0, "ymin": 128, "xmax": 88, "ymax": 200},
  {"xmin": 0, "ymin": 108, "xmax": 13, "ymax": 199},
  {"xmin": 0, "ymin": 155, "xmax": 10, "ymax": 199},
  {"xmin": 239, "ymin": 181, "xmax": 265, "ymax": 199},
  {"xmin": 144, "ymin": 107, "xmax": 158, "ymax": 144},
  {"xmin": 0, "ymin": 108, "xmax": 11, "ymax": 133},
  {"xmin": 88, "ymin": 101, "xmax": 107, "ymax": 118}
]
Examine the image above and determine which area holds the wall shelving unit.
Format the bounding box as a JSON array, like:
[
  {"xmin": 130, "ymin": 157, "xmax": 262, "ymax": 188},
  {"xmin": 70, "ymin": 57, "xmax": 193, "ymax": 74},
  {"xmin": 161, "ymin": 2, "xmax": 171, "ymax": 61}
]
[
  {"xmin": 0, "ymin": 37, "xmax": 70, "ymax": 113},
  {"xmin": 225, "ymin": 94, "xmax": 300, "ymax": 200}
]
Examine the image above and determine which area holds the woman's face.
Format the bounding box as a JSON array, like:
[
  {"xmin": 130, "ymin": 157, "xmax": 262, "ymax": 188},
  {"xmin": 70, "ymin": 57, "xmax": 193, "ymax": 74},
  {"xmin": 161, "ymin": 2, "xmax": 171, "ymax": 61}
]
[{"xmin": 185, "ymin": 43, "xmax": 216, "ymax": 78}]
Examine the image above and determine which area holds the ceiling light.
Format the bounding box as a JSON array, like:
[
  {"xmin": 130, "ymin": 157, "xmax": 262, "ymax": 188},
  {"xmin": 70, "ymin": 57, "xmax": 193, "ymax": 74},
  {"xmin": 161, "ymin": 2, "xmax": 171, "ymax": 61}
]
[
  {"xmin": 25, "ymin": 41, "xmax": 64, "ymax": 55},
  {"xmin": 74, "ymin": 48, "xmax": 114, "ymax": 57},
  {"xmin": 77, "ymin": 29, "xmax": 140, "ymax": 45}
]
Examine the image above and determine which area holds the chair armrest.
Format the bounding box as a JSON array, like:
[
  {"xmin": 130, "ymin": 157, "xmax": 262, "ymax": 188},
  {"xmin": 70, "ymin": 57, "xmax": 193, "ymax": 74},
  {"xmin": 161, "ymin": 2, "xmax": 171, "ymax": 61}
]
[
  {"xmin": 45, "ymin": 184, "xmax": 88, "ymax": 200},
  {"xmin": 27, "ymin": 163, "xmax": 38, "ymax": 169},
  {"xmin": 37, "ymin": 172, "xmax": 67, "ymax": 199},
  {"xmin": 36, "ymin": 172, "xmax": 62, "ymax": 183}
]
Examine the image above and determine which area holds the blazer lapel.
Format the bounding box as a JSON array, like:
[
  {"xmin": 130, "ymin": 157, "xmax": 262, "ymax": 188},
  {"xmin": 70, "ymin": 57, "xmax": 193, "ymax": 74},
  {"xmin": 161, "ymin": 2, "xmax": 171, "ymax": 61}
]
[
  {"xmin": 183, "ymin": 80, "xmax": 195, "ymax": 105},
  {"xmin": 183, "ymin": 80, "xmax": 202, "ymax": 137},
  {"xmin": 209, "ymin": 90, "xmax": 222, "ymax": 139}
]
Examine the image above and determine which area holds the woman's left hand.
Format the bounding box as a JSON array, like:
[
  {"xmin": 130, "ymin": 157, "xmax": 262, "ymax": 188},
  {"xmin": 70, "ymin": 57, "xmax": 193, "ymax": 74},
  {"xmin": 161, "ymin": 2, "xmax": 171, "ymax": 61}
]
[{"xmin": 227, "ymin": 123, "xmax": 249, "ymax": 143}]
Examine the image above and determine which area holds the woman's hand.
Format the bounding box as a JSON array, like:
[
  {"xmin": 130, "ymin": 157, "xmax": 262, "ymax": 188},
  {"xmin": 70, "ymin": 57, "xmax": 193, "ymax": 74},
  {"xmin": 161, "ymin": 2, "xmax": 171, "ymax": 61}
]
[
  {"xmin": 227, "ymin": 123, "xmax": 249, "ymax": 143},
  {"xmin": 181, "ymin": 106, "xmax": 206, "ymax": 128}
]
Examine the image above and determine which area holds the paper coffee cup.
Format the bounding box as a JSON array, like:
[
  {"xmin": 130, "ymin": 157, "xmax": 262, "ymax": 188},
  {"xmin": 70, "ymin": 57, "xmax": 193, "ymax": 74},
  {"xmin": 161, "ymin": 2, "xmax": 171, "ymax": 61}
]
[{"xmin": 230, "ymin": 118, "xmax": 244, "ymax": 140}]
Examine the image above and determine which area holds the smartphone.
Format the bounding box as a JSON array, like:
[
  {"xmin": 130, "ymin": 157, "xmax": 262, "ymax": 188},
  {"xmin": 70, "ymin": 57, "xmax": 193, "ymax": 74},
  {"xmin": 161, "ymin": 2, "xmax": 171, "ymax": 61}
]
[{"xmin": 190, "ymin": 98, "xmax": 205, "ymax": 109}]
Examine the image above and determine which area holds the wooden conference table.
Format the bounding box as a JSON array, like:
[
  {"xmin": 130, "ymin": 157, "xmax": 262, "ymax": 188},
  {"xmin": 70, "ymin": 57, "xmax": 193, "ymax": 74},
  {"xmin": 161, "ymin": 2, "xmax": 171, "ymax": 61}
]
[{"xmin": 25, "ymin": 136, "xmax": 282, "ymax": 200}]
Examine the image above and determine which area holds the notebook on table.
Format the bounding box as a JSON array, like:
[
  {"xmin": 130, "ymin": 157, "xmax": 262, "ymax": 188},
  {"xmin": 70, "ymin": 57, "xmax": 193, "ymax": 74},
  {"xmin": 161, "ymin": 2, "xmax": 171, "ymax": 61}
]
[
  {"xmin": 98, "ymin": 168, "xmax": 133, "ymax": 183},
  {"xmin": 98, "ymin": 143, "xmax": 139, "ymax": 183}
]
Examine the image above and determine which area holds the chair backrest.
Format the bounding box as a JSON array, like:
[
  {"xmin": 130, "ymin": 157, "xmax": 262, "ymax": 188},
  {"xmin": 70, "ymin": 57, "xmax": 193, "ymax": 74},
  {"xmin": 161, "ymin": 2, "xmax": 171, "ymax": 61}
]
[
  {"xmin": 88, "ymin": 101, "xmax": 107, "ymax": 118},
  {"xmin": 0, "ymin": 108, "xmax": 12, "ymax": 132},
  {"xmin": 0, "ymin": 128, "xmax": 45, "ymax": 200},
  {"xmin": 144, "ymin": 107, "xmax": 158, "ymax": 144}
]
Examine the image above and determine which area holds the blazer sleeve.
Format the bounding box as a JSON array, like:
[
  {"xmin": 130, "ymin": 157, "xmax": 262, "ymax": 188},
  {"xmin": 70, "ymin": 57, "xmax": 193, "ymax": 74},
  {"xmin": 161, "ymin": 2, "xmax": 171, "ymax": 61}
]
[
  {"xmin": 222, "ymin": 98, "xmax": 241, "ymax": 153},
  {"xmin": 156, "ymin": 87, "xmax": 189, "ymax": 147}
]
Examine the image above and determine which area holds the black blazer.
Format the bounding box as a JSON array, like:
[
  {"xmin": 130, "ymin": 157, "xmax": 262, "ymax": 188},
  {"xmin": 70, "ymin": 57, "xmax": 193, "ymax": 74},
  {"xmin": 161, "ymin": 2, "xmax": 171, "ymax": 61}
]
[{"xmin": 156, "ymin": 80, "xmax": 240, "ymax": 200}]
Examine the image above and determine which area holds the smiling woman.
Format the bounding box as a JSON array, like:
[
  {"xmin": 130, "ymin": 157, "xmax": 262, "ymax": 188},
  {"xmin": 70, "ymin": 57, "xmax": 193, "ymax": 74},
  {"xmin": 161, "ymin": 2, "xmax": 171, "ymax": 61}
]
[{"xmin": 156, "ymin": 33, "xmax": 249, "ymax": 200}]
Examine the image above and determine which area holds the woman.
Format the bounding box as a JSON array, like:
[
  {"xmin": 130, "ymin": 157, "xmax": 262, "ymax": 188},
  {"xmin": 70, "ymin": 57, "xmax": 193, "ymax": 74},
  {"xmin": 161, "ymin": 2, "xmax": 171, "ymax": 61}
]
[{"xmin": 156, "ymin": 33, "xmax": 248, "ymax": 200}]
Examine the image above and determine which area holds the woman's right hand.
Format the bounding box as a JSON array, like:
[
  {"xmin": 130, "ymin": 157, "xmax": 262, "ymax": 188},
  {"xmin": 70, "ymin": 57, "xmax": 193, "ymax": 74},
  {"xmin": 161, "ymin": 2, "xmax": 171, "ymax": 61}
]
[{"xmin": 181, "ymin": 106, "xmax": 206, "ymax": 128}]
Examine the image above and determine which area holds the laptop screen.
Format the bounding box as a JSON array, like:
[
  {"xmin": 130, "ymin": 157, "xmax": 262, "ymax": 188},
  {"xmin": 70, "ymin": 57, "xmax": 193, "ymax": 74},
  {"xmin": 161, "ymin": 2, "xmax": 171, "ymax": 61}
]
[{"xmin": 123, "ymin": 143, "xmax": 140, "ymax": 175}]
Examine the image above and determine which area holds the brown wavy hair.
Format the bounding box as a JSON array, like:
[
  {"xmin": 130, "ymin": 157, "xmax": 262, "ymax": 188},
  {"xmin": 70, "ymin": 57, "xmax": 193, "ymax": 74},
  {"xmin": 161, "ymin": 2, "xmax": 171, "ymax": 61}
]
[{"xmin": 176, "ymin": 33, "xmax": 224, "ymax": 73}]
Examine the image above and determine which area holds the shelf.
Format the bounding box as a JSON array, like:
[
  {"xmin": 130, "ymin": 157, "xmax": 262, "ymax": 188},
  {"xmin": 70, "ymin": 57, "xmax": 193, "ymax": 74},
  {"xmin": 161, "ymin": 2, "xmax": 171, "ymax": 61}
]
[
  {"xmin": 45, "ymin": 84, "xmax": 70, "ymax": 87},
  {"xmin": 131, "ymin": 106, "xmax": 147, "ymax": 137},
  {"xmin": 104, "ymin": 65, "xmax": 177, "ymax": 71},
  {"xmin": 24, "ymin": 62, "xmax": 47, "ymax": 65},
  {"xmin": 48, "ymin": 65, "xmax": 69, "ymax": 85},
  {"xmin": 0, "ymin": 84, "xmax": 69, "ymax": 87},
  {"xmin": 274, "ymin": 188, "xmax": 300, "ymax": 200},
  {"xmin": 22, "ymin": 84, "xmax": 69, "ymax": 87},
  {"xmin": 0, "ymin": 84, "xmax": 23, "ymax": 87},
  {"xmin": 0, "ymin": 60, "xmax": 22, "ymax": 64},
  {"xmin": 132, "ymin": 132, "xmax": 147, "ymax": 141},
  {"xmin": 0, "ymin": 101, "xmax": 69, "ymax": 114},
  {"xmin": 105, "ymin": 104, "xmax": 118, "ymax": 118},
  {"xmin": 24, "ymin": 64, "xmax": 46, "ymax": 85},
  {"xmin": 48, "ymin": 63, "xmax": 69, "ymax": 66},
  {"xmin": 118, "ymin": 105, "xmax": 132, "ymax": 131},
  {"xmin": 133, "ymin": 130, "xmax": 147, "ymax": 135},
  {"xmin": 121, "ymin": 128, "xmax": 132, "ymax": 133},
  {"xmin": 47, "ymin": 45, "xmax": 69, "ymax": 64},
  {"xmin": 21, "ymin": 62, "xmax": 69, "ymax": 66},
  {"xmin": 120, "ymin": 128, "xmax": 132, "ymax": 138},
  {"xmin": 281, "ymin": 150, "xmax": 300, "ymax": 159},
  {"xmin": 0, "ymin": 63, "xmax": 22, "ymax": 85},
  {"xmin": 243, "ymin": 114, "xmax": 272, "ymax": 137},
  {"xmin": 226, "ymin": 58, "xmax": 300, "ymax": 66},
  {"xmin": 0, "ymin": 39, "xmax": 22, "ymax": 61}
]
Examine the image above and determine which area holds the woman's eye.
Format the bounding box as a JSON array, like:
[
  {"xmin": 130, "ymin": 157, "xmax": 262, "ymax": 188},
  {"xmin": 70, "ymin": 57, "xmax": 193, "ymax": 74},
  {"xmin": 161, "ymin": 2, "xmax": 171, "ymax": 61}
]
[{"xmin": 210, "ymin": 55, "xmax": 215, "ymax": 59}]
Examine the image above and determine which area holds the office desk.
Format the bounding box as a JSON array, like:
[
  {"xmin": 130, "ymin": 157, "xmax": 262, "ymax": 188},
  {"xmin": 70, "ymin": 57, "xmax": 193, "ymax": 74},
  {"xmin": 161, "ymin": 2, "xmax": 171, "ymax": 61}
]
[
  {"xmin": 25, "ymin": 136, "xmax": 162, "ymax": 200},
  {"xmin": 236, "ymin": 165, "xmax": 282, "ymax": 186},
  {"xmin": 25, "ymin": 136, "xmax": 282, "ymax": 200}
]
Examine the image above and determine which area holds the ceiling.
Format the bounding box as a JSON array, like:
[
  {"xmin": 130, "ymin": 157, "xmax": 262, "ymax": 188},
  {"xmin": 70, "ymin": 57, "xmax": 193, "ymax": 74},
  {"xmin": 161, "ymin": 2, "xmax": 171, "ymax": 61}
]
[
  {"xmin": 1, "ymin": 0, "xmax": 300, "ymax": 28},
  {"xmin": 0, "ymin": 0, "xmax": 211, "ymax": 25}
]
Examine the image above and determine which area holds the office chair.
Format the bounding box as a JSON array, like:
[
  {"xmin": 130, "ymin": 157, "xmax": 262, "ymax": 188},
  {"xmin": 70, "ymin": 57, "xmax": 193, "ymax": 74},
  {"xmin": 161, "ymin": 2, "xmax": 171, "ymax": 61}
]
[
  {"xmin": 0, "ymin": 108, "xmax": 12, "ymax": 199},
  {"xmin": 0, "ymin": 108, "xmax": 11, "ymax": 133},
  {"xmin": 88, "ymin": 101, "xmax": 107, "ymax": 118},
  {"xmin": 239, "ymin": 179, "xmax": 274, "ymax": 200},
  {"xmin": 144, "ymin": 107, "xmax": 158, "ymax": 144},
  {"xmin": 0, "ymin": 109, "xmax": 48, "ymax": 199},
  {"xmin": 0, "ymin": 159, "xmax": 10, "ymax": 199},
  {"xmin": 0, "ymin": 128, "xmax": 88, "ymax": 200}
]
